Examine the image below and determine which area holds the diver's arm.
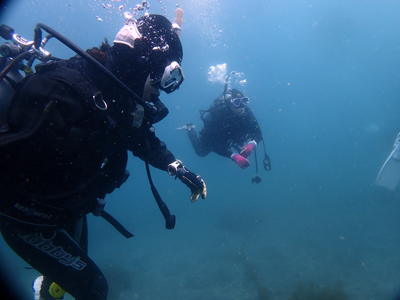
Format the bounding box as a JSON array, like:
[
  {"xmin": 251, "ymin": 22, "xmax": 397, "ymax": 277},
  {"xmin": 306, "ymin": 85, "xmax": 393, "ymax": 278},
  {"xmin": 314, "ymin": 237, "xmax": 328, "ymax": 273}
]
[
  {"xmin": 246, "ymin": 107, "xmax": 263, "ymax": 144},
  {"xmin": 128, "ymin": 127, "xmax": 175, "ymax": 171},
  {"xmin": 212, "ymin": 146, "xmax": 234, "ymax": 159},
  {"xmin": 127, "ymin": 125, "xmax": 207, "ymax": 201}
]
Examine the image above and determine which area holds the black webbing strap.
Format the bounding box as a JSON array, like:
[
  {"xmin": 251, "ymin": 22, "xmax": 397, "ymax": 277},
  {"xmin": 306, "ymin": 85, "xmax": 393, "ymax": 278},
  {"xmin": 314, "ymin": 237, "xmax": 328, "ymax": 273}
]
[
  {"xmin": 101, "ymin": 210, "xmax": 133, "ymax": 238},
  {"xmin": 254, "ymin": 147, "xmax": 259, "ymax": 175},
  {"xmin": 145, "ymin": 161, "xmax": 175, "ymax": 229}
]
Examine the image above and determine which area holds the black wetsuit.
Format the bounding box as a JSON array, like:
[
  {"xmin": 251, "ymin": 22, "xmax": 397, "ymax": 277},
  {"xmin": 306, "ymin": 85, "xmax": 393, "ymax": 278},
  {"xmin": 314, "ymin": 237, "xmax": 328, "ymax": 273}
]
[
  {"xmin": 0, "ymin": 55, "xmax": 175, "ymax": 300},
  {"xmin": 188, "ymin": 97, "xmax": 262, "ymax": 158}
]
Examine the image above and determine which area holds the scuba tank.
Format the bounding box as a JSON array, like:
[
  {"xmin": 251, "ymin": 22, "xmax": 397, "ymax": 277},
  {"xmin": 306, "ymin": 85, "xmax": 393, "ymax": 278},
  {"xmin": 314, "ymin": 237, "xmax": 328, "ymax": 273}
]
[
  {"xmin": 0, "ymin": 57, "xmax": 24, "ymax": 132},
  {"xmin": 0, "ymin": 24, "xmax": 38, "ymax": 132}
]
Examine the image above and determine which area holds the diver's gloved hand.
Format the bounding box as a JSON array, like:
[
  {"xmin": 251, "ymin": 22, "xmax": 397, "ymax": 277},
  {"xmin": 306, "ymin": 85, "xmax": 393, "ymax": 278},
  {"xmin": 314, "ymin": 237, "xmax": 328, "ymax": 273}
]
[
  {"xmin": 231, "ymin": 153, "xmax": 250, "ymax": 169},
  {"xmin": 168, "ymin": 160, "xmax": 207, "ymax": 202},
  {"xmin": 240, "ymin": 140, "xmax": 257, "ymax": 158},
  {"xmin": 176, "ymin": 167, "xmax": 207, "ymax": 202}
]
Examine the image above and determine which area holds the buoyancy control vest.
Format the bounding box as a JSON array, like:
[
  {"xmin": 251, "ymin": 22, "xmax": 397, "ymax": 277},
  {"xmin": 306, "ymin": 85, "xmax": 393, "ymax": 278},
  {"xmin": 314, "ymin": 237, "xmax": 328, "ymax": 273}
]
[{"xmin": 0, "ymin": 58, "xmax": 132, "ymax": 227}]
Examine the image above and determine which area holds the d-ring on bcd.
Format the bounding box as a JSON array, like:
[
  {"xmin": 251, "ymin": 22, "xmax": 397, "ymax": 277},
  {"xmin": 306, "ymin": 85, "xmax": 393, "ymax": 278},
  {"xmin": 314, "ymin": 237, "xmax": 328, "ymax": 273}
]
[{"xmin": 93, "ymin": 91, "xmax": 107, "ymax": 110}]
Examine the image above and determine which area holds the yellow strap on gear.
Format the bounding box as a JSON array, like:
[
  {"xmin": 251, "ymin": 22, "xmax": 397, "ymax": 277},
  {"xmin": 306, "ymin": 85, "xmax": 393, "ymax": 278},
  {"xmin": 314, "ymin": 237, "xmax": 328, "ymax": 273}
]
[{"xmin": 49, "ymin": 282, "xmax": 66, "ymax": 298}]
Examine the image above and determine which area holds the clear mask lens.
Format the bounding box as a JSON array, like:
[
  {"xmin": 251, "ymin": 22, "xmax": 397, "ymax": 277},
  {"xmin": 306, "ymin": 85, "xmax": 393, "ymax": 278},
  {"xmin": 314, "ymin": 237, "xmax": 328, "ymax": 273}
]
[
  {"xmin": 160, "ymin": 61, "xmax": 184, "ymax": 93},
  {"xmin": 231, "ymin": 97, "xmax": 250, "ymax": 107}
]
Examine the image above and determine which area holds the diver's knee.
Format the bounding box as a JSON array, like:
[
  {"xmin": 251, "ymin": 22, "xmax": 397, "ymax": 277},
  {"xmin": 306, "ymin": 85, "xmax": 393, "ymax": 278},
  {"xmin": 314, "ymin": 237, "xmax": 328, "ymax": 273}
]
[
  {"xmin": 187, "ymin": 129, "xmax": 197, "ymax": 140},
  {"xmin": 93, "ymin": 273, "xmax": 108, "ymax": 300},
  {"xmin": 83, "ymin": 272, "xmax": 108, "ymax": 300}
]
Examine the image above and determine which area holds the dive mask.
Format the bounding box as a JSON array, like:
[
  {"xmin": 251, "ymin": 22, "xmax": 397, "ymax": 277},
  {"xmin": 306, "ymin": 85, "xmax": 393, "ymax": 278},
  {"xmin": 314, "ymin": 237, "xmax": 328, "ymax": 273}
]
[
  {"xmin": 231, "ymin": 96, "xmax": 250, "ymax": 108},
  {"xmin": 152, "ymin": 61, "xmax": 184, "ymax": 94}
]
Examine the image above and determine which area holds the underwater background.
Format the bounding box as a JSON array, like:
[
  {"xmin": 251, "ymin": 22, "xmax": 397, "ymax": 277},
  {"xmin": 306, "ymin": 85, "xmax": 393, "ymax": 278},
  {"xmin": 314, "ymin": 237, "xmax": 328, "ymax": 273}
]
[{"xmin": 0, "ymin": 0, "xmax": 400, "ymax": 299}]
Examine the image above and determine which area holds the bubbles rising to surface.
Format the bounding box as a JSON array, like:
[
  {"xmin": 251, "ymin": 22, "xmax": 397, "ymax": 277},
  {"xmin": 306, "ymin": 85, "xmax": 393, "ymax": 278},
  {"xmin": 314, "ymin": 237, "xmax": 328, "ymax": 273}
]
[
  {"xmin": 207, "ymin": 64, "xmax": 248, "ymax": 89},
  {"xmin": 207, "ymin": 63, "xmax": 227, "ymax": 84}
]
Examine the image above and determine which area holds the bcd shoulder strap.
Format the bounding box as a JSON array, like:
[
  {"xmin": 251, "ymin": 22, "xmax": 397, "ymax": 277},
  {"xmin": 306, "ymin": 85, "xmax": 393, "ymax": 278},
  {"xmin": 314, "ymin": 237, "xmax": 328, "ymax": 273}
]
[
  {"xmin": 35, "ymin": 60, "xmax": 108, "ymax": 112},
  {"xmin": 0, "ymin": 59, "xmax": 109, "ymax": 149}
]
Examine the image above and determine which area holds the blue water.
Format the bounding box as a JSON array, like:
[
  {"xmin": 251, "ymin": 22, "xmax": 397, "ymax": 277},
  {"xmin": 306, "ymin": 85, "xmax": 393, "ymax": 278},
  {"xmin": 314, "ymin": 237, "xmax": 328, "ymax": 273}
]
[{"xmin": 1, "ymin": 0, "xmax": 400, "ymax": 299}]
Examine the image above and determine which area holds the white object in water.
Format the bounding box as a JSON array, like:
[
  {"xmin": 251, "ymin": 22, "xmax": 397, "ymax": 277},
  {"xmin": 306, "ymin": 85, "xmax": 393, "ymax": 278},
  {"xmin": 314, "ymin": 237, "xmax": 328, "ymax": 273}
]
[
  {"xmin": 375, "ymin": 132, "xmax": 400, "ymax": 190},
  {"xmin": 176, "ymin": 123, "xmax": 195, "ymax": 131},
  {"xmin": 33, "ymin": 276, "xmax": 44, "ymax": 300}
]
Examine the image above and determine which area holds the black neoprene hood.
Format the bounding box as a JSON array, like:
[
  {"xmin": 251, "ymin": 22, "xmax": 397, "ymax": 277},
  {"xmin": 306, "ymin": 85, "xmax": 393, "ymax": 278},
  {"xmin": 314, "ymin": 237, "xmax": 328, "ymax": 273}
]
[
  {"xmin": 230, "ymin": 89, "xmax": 244, "ymax": 98},
  {"xmin": 137, "ymin": 14, "xmax": 183, "ymax": 66}
]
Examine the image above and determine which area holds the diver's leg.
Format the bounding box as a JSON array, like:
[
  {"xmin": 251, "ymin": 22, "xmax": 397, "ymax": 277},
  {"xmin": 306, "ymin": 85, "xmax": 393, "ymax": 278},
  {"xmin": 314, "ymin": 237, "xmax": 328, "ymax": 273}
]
[
  {"xmin": 0, "ymin": 217, "xmax": 107, "ymax": 300},
  {"xmin": 188, "ymin": 128, "xmax": 211, "ymax": 157},
  {"xmin": 33, "ymin": 217, "xmax": 91, "ymax": 299}
]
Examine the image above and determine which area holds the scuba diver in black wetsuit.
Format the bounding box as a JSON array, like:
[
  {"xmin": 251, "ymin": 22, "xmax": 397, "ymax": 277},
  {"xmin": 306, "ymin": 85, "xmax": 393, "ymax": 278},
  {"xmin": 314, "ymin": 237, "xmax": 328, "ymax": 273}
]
[
  {"xmin": 0, "ymin": 12, "xmax": 206, "ymax": 300},
  {"xmin": 179, "ymin": 88, "xmax": 271, "ymax": 183}
]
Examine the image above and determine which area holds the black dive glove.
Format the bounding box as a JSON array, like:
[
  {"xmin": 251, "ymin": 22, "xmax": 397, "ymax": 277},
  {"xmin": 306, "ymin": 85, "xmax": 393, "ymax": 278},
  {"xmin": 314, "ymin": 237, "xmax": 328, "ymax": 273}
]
[{"xmin": 168, "ymin": 160, "xmax": 207, "ymax": 203}]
